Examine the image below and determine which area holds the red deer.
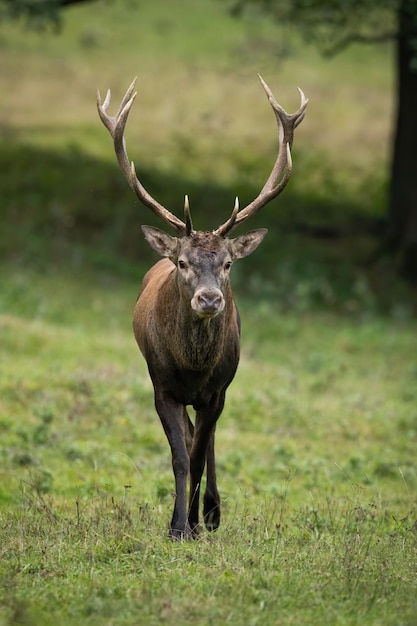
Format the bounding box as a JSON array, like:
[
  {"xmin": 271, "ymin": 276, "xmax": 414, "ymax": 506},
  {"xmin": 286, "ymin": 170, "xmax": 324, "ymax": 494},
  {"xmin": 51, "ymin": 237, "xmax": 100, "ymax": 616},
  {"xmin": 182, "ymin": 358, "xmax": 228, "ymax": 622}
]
[{"xmin": 97, "ymin": 76, "xmax": 307, "ymax": 539}]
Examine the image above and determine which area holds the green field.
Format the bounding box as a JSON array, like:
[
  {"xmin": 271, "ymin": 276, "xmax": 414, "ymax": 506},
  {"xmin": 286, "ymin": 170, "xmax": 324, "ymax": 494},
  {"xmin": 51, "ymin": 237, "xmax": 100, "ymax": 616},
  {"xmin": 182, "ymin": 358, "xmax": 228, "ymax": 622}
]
[{"xmin": 0, "ymin": 1, "xmax": 416, "ymax": 624}]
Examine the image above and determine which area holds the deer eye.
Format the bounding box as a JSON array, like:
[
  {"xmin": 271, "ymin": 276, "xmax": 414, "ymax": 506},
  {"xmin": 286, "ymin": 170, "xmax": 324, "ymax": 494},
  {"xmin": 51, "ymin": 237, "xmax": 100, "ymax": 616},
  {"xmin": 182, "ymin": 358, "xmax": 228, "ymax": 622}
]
[
  {"xmin": 178, "ymin": 259, "xmax": 187, "ymax": 270},
  {"xmin": 224, "ymin": 261, "xmax": 232, "ymax": 271}
]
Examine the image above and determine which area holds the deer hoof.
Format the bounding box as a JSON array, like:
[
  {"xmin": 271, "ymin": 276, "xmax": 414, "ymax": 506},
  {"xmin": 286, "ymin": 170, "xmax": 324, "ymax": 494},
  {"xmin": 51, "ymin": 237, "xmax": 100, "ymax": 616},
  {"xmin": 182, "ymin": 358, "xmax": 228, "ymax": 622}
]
[
  {"xmin": 168, "ymin": 522, "xmax": 193, "ymax": 541},
  {"xmin": 204, "ymin": 507, "xmax": 220, "ymax": 532}
]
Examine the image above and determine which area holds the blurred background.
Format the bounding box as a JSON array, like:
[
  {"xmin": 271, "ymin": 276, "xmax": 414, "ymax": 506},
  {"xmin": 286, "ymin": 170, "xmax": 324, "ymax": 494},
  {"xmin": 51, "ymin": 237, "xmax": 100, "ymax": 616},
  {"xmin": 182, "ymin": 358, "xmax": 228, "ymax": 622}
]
[
  {"xmin": 1, "ymin": 7, "xmax": 417, "ymax": 619},
  {"xmin": 0, "ymin": 0, "xmax": 415, "ymax": 314}
]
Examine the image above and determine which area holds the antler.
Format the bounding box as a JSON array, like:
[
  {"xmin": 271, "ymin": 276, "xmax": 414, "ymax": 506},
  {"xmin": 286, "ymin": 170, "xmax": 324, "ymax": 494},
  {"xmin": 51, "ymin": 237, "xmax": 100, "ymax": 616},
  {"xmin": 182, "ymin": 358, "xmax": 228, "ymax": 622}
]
[
  {"xmin": 214, "ymin": 75, "xmax": 308, "ymax": 237},
  {"xmin": 97, "ymin": 78, "xmax": 188, "ymax": 236},
  {"xmin": 97, "ymin": 76, "xmax": 307, "ymax": 239}
]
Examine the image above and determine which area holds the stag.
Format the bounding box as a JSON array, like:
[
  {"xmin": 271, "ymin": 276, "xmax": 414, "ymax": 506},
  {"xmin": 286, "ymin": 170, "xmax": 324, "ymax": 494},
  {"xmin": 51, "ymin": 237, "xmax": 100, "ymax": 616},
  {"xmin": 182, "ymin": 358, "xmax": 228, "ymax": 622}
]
[{"xmin": 97, "ymin": 76, "xmax": 307, "ymax": 539}]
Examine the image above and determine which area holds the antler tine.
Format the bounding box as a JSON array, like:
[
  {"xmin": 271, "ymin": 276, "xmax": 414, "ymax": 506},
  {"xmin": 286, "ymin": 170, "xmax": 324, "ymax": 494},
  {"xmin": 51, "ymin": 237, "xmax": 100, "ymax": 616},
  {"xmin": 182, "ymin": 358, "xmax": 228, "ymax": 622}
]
[
  {"xmin": 184, "ymin": 195, "xmax": 194, "ymax": 236},
  {"xmin": 294, "ymin": 87, "xmax": 308, "ymax": 129},
  {"xmin": 214, "ymin": 76, "xmax": 308, "ymax": 237},
  {"xmin": 97, "ymin": 79, "xmax": 187, "ymax": 236},
  {"xmin": 97, "ymin": 77, "xmax": 137, "ymax": 136}
]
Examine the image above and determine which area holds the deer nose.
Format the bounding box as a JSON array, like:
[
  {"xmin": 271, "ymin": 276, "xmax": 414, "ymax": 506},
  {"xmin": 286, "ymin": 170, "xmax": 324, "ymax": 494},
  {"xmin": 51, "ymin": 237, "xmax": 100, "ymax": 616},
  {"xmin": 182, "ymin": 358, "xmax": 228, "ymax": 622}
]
[
  {"xmin": 198, "ymin": 293, "xmax": 222, "ymax": 311},
  {"xmin": 192, "ymin": 289, "xmax": 225, "ymax": 317}
]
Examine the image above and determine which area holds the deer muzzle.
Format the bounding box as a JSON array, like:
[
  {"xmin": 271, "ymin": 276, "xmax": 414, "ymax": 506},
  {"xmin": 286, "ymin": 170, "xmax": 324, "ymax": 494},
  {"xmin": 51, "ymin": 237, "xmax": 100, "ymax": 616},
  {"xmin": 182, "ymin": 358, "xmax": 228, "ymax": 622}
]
[{"xmin": 191, "ymin": 288, "xmax": 225, "ymax": 318}]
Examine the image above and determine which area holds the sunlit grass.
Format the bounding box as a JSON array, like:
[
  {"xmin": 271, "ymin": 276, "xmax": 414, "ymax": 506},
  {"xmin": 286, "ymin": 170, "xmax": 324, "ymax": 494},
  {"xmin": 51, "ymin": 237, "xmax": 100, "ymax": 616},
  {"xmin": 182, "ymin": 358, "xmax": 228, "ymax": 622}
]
[
  {"xmin": 1, "ymin": 0, "xmax": 393, "ymax": 189},
  {"xmin": 1, "ymin": 275, "xmax": 416, "ymax": 625},
  {"xmin": 1, "ymin": 267, "xmax": 415, "ymax": 510},
  {"xmin": 1, "ymin": 260, "xmax": 416, "ymax": 625}
]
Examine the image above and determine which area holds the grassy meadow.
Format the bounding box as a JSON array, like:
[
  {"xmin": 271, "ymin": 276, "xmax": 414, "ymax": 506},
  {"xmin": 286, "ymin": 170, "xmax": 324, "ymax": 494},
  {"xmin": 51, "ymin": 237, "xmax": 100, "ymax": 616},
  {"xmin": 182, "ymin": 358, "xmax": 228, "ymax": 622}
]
[{"xmin": 0, "ymin": 1, "xmax": 416, "ymax": 624}]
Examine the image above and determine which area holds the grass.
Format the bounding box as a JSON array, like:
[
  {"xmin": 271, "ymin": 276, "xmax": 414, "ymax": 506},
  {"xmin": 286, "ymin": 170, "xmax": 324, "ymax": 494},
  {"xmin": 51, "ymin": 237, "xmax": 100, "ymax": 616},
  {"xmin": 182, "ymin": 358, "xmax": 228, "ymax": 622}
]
[
  {"xmin": 1, "ymin": 0, "xmax": 416, "ymax": 624},
  {"xmin": 1, "ymin": 266, "xmax": 416, "ymax": 625},
  {"xmin": 1, "ymin": 505, "xmax": 415, "ymax": 625}
]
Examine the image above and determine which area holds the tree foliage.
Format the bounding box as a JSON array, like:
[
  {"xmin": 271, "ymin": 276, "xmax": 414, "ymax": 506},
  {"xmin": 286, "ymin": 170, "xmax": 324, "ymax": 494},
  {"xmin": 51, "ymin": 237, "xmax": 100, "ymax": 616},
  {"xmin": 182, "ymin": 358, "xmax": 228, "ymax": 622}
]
[
  {"xmin": 0, "ymin": 0, "xmax": 90, "ymax": 29},
  {"xmin": 231, "ymin": 0, "xmax": 417, "ymax": 61}
]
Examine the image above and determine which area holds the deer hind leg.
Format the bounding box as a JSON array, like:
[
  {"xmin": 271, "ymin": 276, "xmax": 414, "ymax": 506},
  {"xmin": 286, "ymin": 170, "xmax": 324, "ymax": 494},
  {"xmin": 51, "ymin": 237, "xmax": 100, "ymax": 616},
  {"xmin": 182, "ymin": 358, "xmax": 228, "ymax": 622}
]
[
  {"xmin": 188, "ymin": 396, "xmax": 224, "ymax": 536},
  {"xmin": 155, "ymin": 392, "xmax": 191, "ymax": 540},
  {"xmin": 203, "ymin": 429, "xmax": 220, "ymax": 532}
]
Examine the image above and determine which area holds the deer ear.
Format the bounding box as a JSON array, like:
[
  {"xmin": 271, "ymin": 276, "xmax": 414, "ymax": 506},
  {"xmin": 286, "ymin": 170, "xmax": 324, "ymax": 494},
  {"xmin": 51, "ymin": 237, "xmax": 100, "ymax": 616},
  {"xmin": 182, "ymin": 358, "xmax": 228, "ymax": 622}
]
[
  {"xmin": 230, "ymin": 228, "xmax": 268, "ymax": 259},
  {"xmin": 141, "ymin": 225, "xmax": 178, "ymax": 258}
]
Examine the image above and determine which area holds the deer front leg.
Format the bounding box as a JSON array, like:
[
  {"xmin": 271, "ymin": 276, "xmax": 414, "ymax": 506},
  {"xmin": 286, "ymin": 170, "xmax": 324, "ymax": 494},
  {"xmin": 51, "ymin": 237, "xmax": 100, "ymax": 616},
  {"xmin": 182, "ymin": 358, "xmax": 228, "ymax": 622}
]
[
  {"xmin": 188, "ymin": 396, "xmax": 224, "ymax": 535},
  {"xmin": 155, "ymin": 392, "xmax": 191, "ymax": 540}
]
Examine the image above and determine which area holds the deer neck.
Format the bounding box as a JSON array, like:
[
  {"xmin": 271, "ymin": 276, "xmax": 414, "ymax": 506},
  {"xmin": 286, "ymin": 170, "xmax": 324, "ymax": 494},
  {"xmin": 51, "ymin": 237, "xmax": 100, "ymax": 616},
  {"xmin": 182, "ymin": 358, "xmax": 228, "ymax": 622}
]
[{"xmin": 162, "ymin": 273, "xmax": 234, "ymax": 372}]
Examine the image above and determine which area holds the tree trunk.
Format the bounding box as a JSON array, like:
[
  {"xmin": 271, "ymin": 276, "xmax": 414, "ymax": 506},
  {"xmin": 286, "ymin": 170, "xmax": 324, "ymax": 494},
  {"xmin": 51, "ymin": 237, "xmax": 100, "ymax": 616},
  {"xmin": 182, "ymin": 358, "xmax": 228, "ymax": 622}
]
[{"xmin": 387, "ymin": 0, "xmax": 417, "ymax": 280}]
